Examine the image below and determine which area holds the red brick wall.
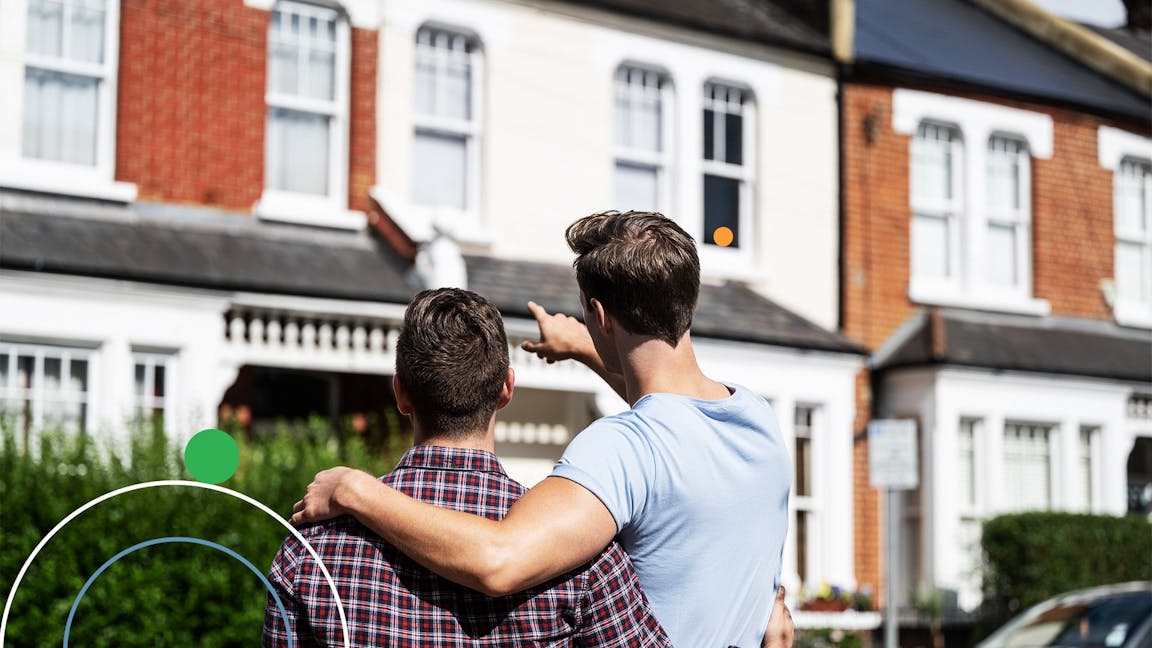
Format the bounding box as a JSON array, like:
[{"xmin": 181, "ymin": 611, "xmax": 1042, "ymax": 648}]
[
  {"xmin": 116, "ymin": 1, "xmax": 376, "ymax": 212},
  {"xmin": 842, "ymin": 80, "xmax": 1149, "ymax": 596},
  {"xmin": 348, "ymin": 27, "xmax": 377, "ymax": 214}
]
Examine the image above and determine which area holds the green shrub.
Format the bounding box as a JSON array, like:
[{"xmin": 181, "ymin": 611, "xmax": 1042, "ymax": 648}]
[
  {"xmin": 0, "ymin": 418, "xmax": 407, "ymax": 647},
  {"xmin": 981, "ymin": 511, "xmax": 1152, "ymax": 624}
]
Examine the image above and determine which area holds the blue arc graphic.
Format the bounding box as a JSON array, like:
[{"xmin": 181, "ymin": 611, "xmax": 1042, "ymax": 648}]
[{"xmin": 63, "ymin": 536, "xmax": 294, "ymax": 648}]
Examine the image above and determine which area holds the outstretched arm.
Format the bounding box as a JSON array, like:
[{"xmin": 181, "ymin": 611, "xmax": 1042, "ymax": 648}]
[
  {"xmin": 291, "ymin": 470, "xmax": 618, "ymax": 597},
  {"xmin": 520, "ymin": 301, "xmax": 628, "ymax": 402}
]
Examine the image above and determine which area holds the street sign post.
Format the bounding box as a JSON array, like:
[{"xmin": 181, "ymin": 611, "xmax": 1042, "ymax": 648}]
[{"xmin": 868, "ymin": 419, "xmax": 919, "ymax": 648}]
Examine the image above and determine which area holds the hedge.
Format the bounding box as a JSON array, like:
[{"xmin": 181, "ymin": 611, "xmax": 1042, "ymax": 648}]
[
  {"xmin": 981, "ymin": 511, "xmax": 1152, "ymax": 622},
  {"xmin": 0, "ymin": 419, "xmax": 407, "ymax": 647}
]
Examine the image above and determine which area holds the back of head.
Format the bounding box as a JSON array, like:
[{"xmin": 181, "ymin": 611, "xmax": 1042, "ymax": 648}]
[
  {"xmin": 395, "ymin": 288, "xmax": 510, "ymax": 437},
  {"xmin": 566, "ymin": 210, "xmax": 700, "ymax": 346}
]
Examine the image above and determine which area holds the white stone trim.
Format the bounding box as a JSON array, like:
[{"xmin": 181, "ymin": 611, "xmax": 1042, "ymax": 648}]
[
  {"xmin": 1098, "ymin": 125, "xmax": 1152, "ymax": 171},
  {"xmin": 892, "ymin": 89, "xmax": 1054, "ymax": 158},
  {"xmin": 243, "ymin": 0, "xmax": 379, "ymax": 29}
]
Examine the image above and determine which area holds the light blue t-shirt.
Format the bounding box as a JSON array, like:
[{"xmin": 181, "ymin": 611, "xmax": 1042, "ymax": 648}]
[{"xmin": 551, "ymin": 384, "xmax": 790, "ymax": 648}]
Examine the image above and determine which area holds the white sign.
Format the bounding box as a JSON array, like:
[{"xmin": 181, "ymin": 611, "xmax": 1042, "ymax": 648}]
[{"xmin": 868, "ymin": 419, "xmax": 919, "ymax": 490}]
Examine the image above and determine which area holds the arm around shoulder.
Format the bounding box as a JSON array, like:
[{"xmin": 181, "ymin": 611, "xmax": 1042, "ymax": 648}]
[{"xmin": 314, "ymin": 470, "xmax": 618, "ymax": 597}]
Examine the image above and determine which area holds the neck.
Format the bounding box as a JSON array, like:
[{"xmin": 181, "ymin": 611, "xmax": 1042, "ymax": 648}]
[
  {"xmin": 618, "ymin": 332, "xmax": 730, "ymax": 404},
  {"xmin": 412, "ymin": 424, "xmax": 495, "ymax": 453}
]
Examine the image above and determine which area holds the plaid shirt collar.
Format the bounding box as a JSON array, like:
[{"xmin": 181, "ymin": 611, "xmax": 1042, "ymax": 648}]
[{"xmin": 392, "ymin": 444, "xmax": 508, "ymax": 477}]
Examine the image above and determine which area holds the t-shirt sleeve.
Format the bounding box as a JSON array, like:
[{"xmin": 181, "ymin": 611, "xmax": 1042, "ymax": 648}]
[{"xmin": 550, "ymin": 418, "xmax": 649, "ymax": 533}]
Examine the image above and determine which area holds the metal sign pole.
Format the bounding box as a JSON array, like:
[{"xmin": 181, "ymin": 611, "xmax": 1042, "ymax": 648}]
[{"xmin": 885, "ymin": 487, "xmax": 898, "ymax": 648}]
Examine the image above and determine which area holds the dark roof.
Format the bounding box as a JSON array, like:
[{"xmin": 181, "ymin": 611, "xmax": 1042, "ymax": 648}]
[
  {"xmin": 552, "ymin": 0, "xmax": 830, "ymax": 55},
  {"xmin": 465, "ymin": 255, "xmax": 864, "ymax": 354},
  {"xmin": 1081, "ymin": 23, "xmax": 1152, "ymax": 64},
  {"xmin": 0, "ymin": 199, "xmax": 414, "ymax": 302},
  {"xmin": 853, "ymin": 0, "xmax": 1151, "ymax": 121},
  {"xmin": 873, "ymin": 309, "xmax": 1152, "ymax": 382}
]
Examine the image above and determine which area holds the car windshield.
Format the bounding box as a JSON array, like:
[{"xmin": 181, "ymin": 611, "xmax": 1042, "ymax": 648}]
[{"xmin": 1001, "ymin": 593, "xmax": 1152, "ymax": 648}]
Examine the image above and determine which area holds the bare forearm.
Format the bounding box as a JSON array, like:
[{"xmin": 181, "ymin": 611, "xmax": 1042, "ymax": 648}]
[
  {"xmin": 574, "ymin": 348, "xmax": 628, "ymax": 402},
  {"xmin": 336, "ymin": 476, "xmax": 607, "ymax": 596}
]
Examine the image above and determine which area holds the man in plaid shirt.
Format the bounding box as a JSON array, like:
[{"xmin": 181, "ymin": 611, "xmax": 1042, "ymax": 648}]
[{"xmin": 263, "ymin": 288, "xmax": 670, "ymax": 647}]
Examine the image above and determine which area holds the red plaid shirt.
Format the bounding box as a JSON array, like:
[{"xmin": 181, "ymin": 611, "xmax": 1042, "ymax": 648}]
[{"xmin": 263, "ymin": 445, "xmax": 671, "ymax": 647}]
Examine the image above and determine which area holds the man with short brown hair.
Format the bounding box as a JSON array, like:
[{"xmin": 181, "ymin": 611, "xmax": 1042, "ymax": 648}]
[
  {"xmin": 292, "ymin": 212, "xmax": 792, "ymax": 647},
  {"xmin": 264, "ymin": 288, "xmax": 670, "ymax": 647}
]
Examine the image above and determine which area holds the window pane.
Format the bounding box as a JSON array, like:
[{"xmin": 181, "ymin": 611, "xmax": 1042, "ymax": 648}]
[
  {"xmin": 912, "ymin": 213, "xmax": 950, "ymax": 278},
  {"xmin": 725, "ymin": 112, "xmax": 743, "ymax": 166},
  {"xmin": 616, "ymin": 67, "xmax": 663, "ymax": 153},
  {"xmin": 415, "ymin": 27, "xmax": 474, "ymax": 121},
  {"xmin": 266, "ymin": 108, "xmax": 330, "ymax": 195},
  {"xmin": 703, "ymin": 108, "xmax": 715, "ymax": 161},
  {"xmin": 135, "ymin": 363, "xmax": 146, "ymax": 398},
  {"xmin": 912, "ymin": 125, "xmax": 956, "ymax": 201},
  {"xmin": 986, "ymin": 137, "xmax": 1022, "ymax": 213},
  {"xmin": 795, "ymin": 436, "xmax": 811, "ymax": 497},
  {"xmin": 958, "ymin": 419, "xmax": 977, "ymax": 508},
  {"xmin": 412, "ymin": 131, "xmax": 467, "ymax": 210},
  {"xmin": 1076, "ymin": 427, "xmax": 1095, "ymax": 511},
  {"xmin": 69, "ymin": 359, "xmax": 87, "ymax": 393},
  {"xmin": 614, "ymin": 162, "xmax": 658, "ymax": 212},
  {"xmin": 795, "ymin": 510, "xmax": 809, "ymax": 585},
  {"xmin": 1003, "ymin": 423, "xmax": 1052, "ymax": 511},
  {"xmin": 305, "ymin": 47, "xmax": 334, "ymax": 101},
  {"xmin": 26, "ymin": 0, "xmax": 64, "ymax": 58},
  {"xmin": 23, "ymin": 69, "xmax": 99, "ymax": 166},
  {"xmin": 70, "ymin": 0, "xmax": 106, "ymax": 63},
  {"xmin": 1116, "ymin": 241, "xmax": 1147, "ymax": 302},
  {"xmin": 704, "ymin": 174, "xmax": 740, "ymax": 248},
  {"xmin": 987, "ymin": 222, "xmax": 1017, "ymax": 286},
  {"xmin": 1118, "ymin": 159, "xmax": 1150, "ymax": 235},
  {"xmin": 269, "ymin": 40, "xmax": 299, "ymax": 96},
  {"xmin": 414, "ymin": 49, "xmax": 436, "ymax": 116},
  {"xmin": 44, "ymin": 357, "xmax": 62, "ymax": 394},
  {"xmin": 443, "ymin": 58, "xmax": 471, "ymax": 121}
]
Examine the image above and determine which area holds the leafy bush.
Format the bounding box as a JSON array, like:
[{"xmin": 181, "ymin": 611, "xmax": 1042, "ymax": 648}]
[
  {"xmin": 981, "ymin": 511, "xmax": 1152, "ymax": 623},
  {"xmin": 0, "ymin": 418, "xmax": 407, "ymax": 647}
]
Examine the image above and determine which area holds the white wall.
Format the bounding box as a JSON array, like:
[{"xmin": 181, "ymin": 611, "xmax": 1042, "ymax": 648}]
[
  {"xmin": 0, "ymin": 271, "xmax": 231, "ymax": 447},
  {"xmin": 375, "ymin": 0, "xmax": 841, "ymax": 329}
]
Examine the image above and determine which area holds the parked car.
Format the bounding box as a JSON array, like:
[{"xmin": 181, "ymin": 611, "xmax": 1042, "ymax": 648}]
[{"xmin": 978, "ymin": 582, "xmax": 1152, "ymax": 648}]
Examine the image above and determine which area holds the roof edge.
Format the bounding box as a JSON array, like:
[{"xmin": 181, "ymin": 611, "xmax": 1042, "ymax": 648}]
[{"xmin": 969, "ymin": 0, "xmax": 1152, "ymax": 98}]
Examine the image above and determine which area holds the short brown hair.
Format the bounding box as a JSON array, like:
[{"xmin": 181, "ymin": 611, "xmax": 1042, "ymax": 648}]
[
  {"xmin": 566, "ymin": 210, "xmax": 700, "ymax": 346},
  {"xmin": 395, "ymin": 288, "xmax": 510, "ymax": 437}
]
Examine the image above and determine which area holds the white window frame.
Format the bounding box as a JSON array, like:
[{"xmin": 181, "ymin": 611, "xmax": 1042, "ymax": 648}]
[
  {"xmin": 911, "ymin": 122, "xmax": 965, "ymax": 294},
  {"xmin": 0, "ymin": 0, "xmax": 135, "ymax": 202},
  {"xmin": 893, "ymin": 89, "xmax": 1052, "ymax": 316},
  {"xmin": 1000, "ymin": 421, "xmax": 1057, "ymax": 513},
  {"xmin": 792, "ymin": 403, "xmax": 821, "ymax": 589},
  {"xmin": 256, "ymin": 0, "xmax": 362, "ymax": 230},
  {"xmin": 0, "ymin": 341, "xmax": 94, "ymax": 440},
  {"xmin": 984, "ymin": 134, "xmax": 1033, "ymax": 299},
  {"xmin": 1113, "ymin": 157, "xmax": 1152, "ymax": 326},
  {"xmin": 409, "ymin": 23, "xmax": 483, "ymax": 235},
  {"xmin": 133, "ymin": 351, "xmax": 175, "ymax": 433},
  {"xmin": 1075, "ymin": 424, "xmax": 1100, "ymax": 513},
  {"xmin": 613, "ymin": 64, "xmax": 674, "ymax": 214},
  {"xmin": 699, "ymin": 81, "xmax": 755, "ymax": 265}
]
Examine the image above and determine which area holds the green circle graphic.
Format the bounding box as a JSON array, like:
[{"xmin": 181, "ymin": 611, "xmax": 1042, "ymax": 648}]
[{"xmin": 183, "ymin": 429, "xmax": 240, "ymax": 484}]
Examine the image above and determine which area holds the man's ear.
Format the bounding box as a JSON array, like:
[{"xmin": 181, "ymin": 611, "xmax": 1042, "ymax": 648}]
[
  {"xmin": 495, "ymin": 367, "xmax": 515, "ymax": 411},
  {"xmin": 393, "ymin": 375, "xmax": 413, "ymax": 415},
  {"xmin": 588, "ymin": 297, "xmax": 613, "ymax": 334}
]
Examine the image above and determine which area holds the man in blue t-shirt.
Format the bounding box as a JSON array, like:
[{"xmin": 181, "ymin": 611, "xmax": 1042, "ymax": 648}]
[{"xmin": 292, "ymin": 211, "xmax": 793, "ymax": 647}]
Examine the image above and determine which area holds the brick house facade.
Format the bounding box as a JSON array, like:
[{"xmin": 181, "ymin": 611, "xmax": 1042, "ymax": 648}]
[{"xmin": 844, "ymin": 0, "xmax": 1152, "ymax": 612}]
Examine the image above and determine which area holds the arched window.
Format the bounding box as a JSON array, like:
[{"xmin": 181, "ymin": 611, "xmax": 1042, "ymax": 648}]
[
  {"xmin": 613, "ymin": 65, "xmax": 672, "ymax": 213},
  {"xmin": 411, "ymin": 25, "xmax": 480, "ymax": 214}
]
